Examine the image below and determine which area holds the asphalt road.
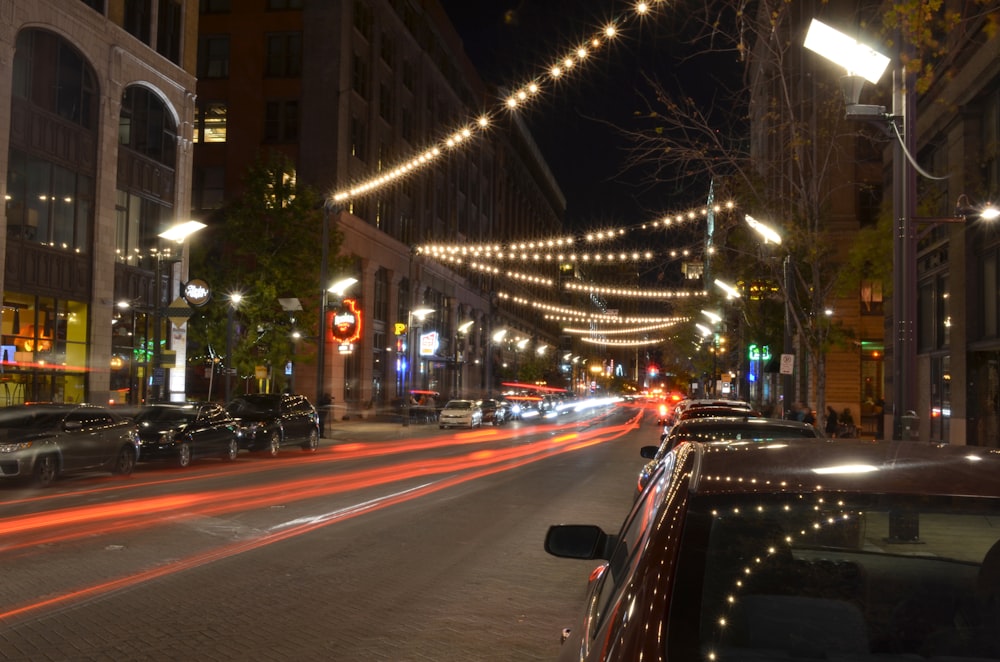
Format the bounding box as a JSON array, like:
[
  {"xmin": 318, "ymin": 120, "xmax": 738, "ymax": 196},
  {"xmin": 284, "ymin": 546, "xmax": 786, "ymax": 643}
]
[{"xmin": 0, "ymin": 402, "xmax": 653, "ymax": 661}]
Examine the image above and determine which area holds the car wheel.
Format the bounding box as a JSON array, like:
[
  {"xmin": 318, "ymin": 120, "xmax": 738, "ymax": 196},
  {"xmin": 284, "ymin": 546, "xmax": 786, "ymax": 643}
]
[
  {"xmin": 267, "ymin": 430, "xmax": 281, "ymax": 457},
  {"xmin": 302, "ymin": 429, "xmax": 319, "ymax": 452},
  {"xmin": 222, "ymin": 438, "xmax": 239, "ymax": 461},
  {"xmin": 34, "ymin": 454, "xmax": 58, "ymax": 486},
  {"xmin": 112, "ymin": 446, "xmax": 137, "ymax": 476},
  {"xmin": 177, "ymin": 442, "xmax": 192, "ymax": 468},
  {"xmin": 439, "ymin": 424, "xmax": 445, "ymax": 429}
]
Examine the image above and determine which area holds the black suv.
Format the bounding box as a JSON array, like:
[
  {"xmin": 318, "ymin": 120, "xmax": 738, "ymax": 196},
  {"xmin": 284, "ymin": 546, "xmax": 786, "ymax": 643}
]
[{"xmin": 226, "ymin": 393, "xmax": 320, "ymax": 456}]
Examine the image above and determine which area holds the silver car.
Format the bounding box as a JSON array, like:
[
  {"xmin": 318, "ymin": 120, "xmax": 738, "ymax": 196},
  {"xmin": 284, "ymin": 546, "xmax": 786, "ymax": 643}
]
[
  {"xmin": 0, "ymin": 404, "xmax": 139, "ymax": 486},
  {"xmin": 438, "ymin": 399, "xmax": 483, "ymax": 429}
]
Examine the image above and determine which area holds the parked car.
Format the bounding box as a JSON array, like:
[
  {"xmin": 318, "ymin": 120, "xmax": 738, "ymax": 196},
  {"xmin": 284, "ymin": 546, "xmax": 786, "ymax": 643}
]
[
  {"xmin": 547, "ymin": 438, "xmax": 1000, "ymax": 661},
  {"xmin": 226, "ymin": 393, "xmax": 320, "ymax": 455},
  {"xmin": 438, "ymin": 399, "xmax": 482, "ymax": 429},
  {"xmin": 131, "ymin": 402, "xmax": 240, "ymax": 467},
  {"xmin": 0, "ymin": 403, "xmax": 139, "ymax": 486},
  {"xmin": 478, "ymin": 399, "xmax": 509, "ymax": 426},
  {"xmin": 637, "ymin": 416, "xmax": 818, "ymax": 496}
]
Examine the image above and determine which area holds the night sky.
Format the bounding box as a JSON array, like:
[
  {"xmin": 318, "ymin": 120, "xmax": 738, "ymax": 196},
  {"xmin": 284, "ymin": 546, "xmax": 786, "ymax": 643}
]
[{"xmin": 437, "ymin": 0, "xmax": 724, "ymax": 232}]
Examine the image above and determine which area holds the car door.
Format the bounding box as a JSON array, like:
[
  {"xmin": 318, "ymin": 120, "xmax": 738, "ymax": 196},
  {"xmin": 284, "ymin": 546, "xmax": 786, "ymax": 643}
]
[
  {"xmin": 193, "ymin": 404, "xmax": 227, "ymax": 456},
  {"xmin": 60, "ymin": 409, "xmax": 116, "ymax": 471}
]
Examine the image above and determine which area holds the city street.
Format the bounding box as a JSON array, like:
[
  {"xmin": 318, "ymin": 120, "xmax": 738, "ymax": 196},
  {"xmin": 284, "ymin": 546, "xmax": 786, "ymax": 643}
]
[{"xmin": 0, "ymin": 401, "xmax": 650, "ymax": 661}]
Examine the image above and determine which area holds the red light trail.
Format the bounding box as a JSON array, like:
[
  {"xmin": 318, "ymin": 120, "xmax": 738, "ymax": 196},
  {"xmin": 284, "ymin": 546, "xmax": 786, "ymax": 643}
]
[{"xmin": 0, "ymin": 413, "xmax": 640, "ymax": 625}]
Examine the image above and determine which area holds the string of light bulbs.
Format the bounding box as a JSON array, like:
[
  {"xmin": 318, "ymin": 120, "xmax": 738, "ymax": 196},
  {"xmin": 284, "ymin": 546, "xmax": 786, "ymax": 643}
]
[
  {"xmin": 564, "ymin": 282, "xmax": 708, "ymax": 299},
  {"xmin": 562, "ymin": 321, "xmax": 684, "ymax": 335},
  {"xmin": 414, "ymin": 200, "xmax": 736, "ymax": 257},
  {"xmin": 580, "ymin": 336, "xmax": 664, "ymax": 346},
  {"xmin": 328, "ymin": 0, "xmax": 673, "ymax": 204}
]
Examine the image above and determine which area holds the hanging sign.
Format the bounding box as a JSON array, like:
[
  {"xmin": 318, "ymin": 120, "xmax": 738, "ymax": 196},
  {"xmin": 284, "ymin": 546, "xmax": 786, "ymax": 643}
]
[
  {"xmin": 419, "ymin": 331, "xmax": 439, "ymax": 356},
  {"xmin": 328, "ymin": 298, "xmax": 362, "ymax": 344}
]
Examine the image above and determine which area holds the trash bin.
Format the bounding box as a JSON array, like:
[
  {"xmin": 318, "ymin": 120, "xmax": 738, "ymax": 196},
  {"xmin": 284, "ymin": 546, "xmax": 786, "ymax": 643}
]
[{"xmin": 901, "ymin": 410, "xmax": 919, "ymax": 441}]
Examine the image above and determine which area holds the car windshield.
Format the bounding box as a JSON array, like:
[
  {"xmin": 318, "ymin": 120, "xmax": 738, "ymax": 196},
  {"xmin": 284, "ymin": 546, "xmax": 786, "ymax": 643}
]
[
  {"xmin": 667, "ymin": 493, "xmax": 1000, "ymax": 660},
  {"xmin": 134, "ymin": 407, "xmax": 197, "ymax": 424},
  {"xmin": 445, "ymin": 401, "xmax": 473, "ymax": 410}
]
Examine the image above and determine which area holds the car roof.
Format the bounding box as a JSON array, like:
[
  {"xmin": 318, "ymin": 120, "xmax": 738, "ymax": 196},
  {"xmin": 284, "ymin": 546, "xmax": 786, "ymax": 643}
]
[
  {"xmin": 670, "ymin": 416, "xmax": 814, "ymax": 433},
  {"xmin": 683, "ymin": 438, "xmax": 1000, "ymax": 499}
]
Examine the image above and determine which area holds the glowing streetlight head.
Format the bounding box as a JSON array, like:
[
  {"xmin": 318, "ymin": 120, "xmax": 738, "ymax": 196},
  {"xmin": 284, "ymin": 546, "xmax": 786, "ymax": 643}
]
[
  {"xmin": 714, "ymin": 279, "xmax": 742, "ymax": 300},
  {"xmin": 328, "ymin": 277, "xmax": 358, "ymax": 296},
  {"xmin": 695, "ymin": 323, "xmax": 713, "ymax": 338},
  {"xmin": 803, "ymin": 18, "xmax": 890, "ymax": 85},
  {"xmin": 701, "ymin": 310, "xmax": 722, "ymax": 324},
  {"xmin": 411, "ymin": 307, "xmax": 434, "ymax": 320},
  {"xmin": 745, "ymin": 215, "xmax": 782, "ymax": 244},
  {"xmin": 492, "ymin": 329, "xmax": 508, "ymax": 342},
  {"xmin": 457, "ymin": 320, "xmax": 474, "ymax": 334},
  {"xmin": 158, "ymin": 220, "xmax": 206, "ymax": 243},
  {"xmin": 981, "ymin": 204, "xmax": 1000, "ymax": 221}
]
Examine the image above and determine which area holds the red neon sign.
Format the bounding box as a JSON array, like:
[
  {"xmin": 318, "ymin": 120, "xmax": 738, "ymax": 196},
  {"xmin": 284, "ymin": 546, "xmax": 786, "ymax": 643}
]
[{"xmin": 328, "ymin": 298, "xmax": 363, "ymax": 344}]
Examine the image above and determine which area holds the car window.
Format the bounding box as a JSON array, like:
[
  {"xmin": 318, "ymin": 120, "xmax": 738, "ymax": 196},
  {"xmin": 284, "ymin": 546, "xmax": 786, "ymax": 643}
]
[{"xmin": 666, "ymin": 493, "xmax": 1000, "ymax": 660}]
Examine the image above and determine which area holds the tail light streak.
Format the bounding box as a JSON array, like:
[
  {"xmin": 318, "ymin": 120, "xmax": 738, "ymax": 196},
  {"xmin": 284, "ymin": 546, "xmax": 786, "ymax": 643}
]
[{"xmin": 0, "ymin": 420, "xmax": 633, "ymax": 624}]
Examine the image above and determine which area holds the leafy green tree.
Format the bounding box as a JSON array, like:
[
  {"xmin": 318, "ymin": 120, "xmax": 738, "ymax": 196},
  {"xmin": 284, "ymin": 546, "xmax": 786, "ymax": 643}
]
[{"xmin": 188, "ymin": 153, "xmax": 345, "ymax": 398}]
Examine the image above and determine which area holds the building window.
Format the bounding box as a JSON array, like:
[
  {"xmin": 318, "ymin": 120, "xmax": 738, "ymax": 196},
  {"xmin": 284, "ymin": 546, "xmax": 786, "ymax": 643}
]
[
  {"xmin": 194, "ymin": 166, "xmax": 225, "ymax": 211},
  {"xmin": 860, "ymin": 279, "xmax": 883, "ymax": 316},
  {"xmin": 379, "ymin": 83, "xmax": 393, "ymax": 122},
  {"xmin": 350, "ymin": 116, "xmax": 367, "ymax": 162},
  {"xmin": 157, "ymin": 0, "xmax": 182, "ymax": 64},
  {"xmin": 352, "ymin": 54, "xmax": 369, "ymax": 99},
  {"xmin": 929, "ymin": 355, "xmax": 951, "ymax": 442},
  {"xmin": 114, "ymin": 190, "xmax": 171, "ymax": 269},
  {"xmin": 401, "ymin": 106, "xmax": 413, "ymax": 143},
  {"xmin": 123, "ymin": 0, "xmax": 152, "ymax": 45},
  {"xmin": 6, "ymin": 150, "xmax": 92, "ymax": 252},
  {"xmin": 374, "ymin": 268, "xmax": 389, "ymax": 322},
  {"xmin": 12, "ymin": 30, "xmax": 98, "ymax": 130},
  {"xmin": 200, "ymin": 0, "xmax": 230, "ymax": 12},
  {"xmin": 264, "ymin": 100, "xmax": 299, "ymax": 142},
  {"xmin": 197, "ymin": 36, "xmax": 230, "ymax": 79},
  {"xmin": 194, "ymin": 101, "xmax": 227, "ymax": 143},
  {"xmin": 265, "ymin": 32, "xmax": 302, "ymax": 77},
  {"xmin": 402, "ymin": 59, "xmax": 415, "ymax": 92},
  {"xmin": 353, "ymin": 0, "xmax": 373, "ymax": 41},
  {"xmin": 119, "ymin": 87, "xmax": 177, "ymax": 166},
  {"xmin": 380, "ymin": 33, "xmax": 395, "ymax": 67}
]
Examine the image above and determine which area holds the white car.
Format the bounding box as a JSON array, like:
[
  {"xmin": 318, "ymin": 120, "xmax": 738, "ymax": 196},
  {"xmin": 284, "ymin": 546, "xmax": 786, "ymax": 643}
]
[{"xmin": 438, "ymin": 400, "xmax": 482, "ymax": 429}]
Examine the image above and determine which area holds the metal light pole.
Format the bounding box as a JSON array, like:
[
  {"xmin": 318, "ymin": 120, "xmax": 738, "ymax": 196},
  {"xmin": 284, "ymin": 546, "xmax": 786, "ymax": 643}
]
[
  {"xmin": 455, "ymin": 320, "xmax": 473, "ymax": 398},
  {"xmin": 403, "ymin": 308, "xmax": 434, "ymax": 426},
  {"xmin": 224, "ymin": 292, "xmax": 242, "ymax": 403}
]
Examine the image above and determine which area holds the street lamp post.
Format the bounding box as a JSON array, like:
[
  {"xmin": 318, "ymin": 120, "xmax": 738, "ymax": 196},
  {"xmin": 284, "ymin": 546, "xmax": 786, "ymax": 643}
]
[
  {"xmin": 403, "ymin": 308, "xmax": 434, "ymax": 427},
  {"xmin": 154, "ymin": 220, "xmax": 206, "ymax": 402},
  {"xmin": 455, "ymin": 320, "xmax": 474, "ymax": 398},
  {"xmin": 224, "ymin": 292, "xmax": 243, "ymax": 403}
]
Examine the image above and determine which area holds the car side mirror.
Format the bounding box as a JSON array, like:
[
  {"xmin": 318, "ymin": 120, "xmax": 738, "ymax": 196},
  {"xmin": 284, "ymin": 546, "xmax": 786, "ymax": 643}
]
[
  {"xmin": 544, "ymin": 524, "xmax": 615, "ymax": 560},
  {"xmin": 640, "ymin": 445, "xmax": 660, "ymax": 459}
]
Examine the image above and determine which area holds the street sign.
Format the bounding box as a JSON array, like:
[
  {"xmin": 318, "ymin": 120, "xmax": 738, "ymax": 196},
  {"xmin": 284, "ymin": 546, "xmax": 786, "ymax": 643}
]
[{"xmin": 780, "ymin": 353, "xmax": 795, "ymax": 375}]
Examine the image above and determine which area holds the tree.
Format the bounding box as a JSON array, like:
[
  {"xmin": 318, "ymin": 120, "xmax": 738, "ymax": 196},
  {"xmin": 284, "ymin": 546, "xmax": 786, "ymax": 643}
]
[
  {"xmin": 615, "ymin": 0, "xmax": 978, "ymax": 427},
  {"xmin": 188, "ymin": 153, "xmax": 345, "ymax": 398}
]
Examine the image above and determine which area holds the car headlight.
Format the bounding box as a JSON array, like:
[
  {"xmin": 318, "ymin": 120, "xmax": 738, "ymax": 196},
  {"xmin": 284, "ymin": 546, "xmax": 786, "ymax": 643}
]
[{"xmin": 0, "ymin": 441, "xmax": 33, "ymax": 453}]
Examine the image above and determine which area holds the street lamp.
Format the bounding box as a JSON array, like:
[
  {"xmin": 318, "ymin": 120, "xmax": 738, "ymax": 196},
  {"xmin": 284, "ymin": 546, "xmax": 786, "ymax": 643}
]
[
  {"xmin": 744, "ymin": 214, "xmax": 795, "ymax": 418},
  {"xmin": 403, "ymin": 307, "xmax": 434, "ymax": 427},
  {"xmin": 455, "ymin": 320, "xmax": 474, "ymax": 398},
  {"xmin": 315, "ymin": 273, "xmax": 357, "ymax": 414},
  {"xmin": 154, "ymin": 220, "xmax": 206, "ymax": 402},
  {"xmin": 224, "ymin": 292, "xmax": 243, "ymax": 403}
]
